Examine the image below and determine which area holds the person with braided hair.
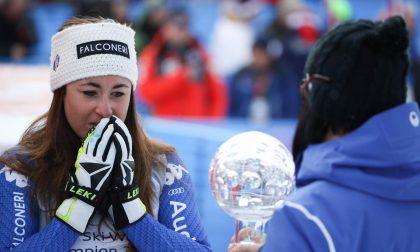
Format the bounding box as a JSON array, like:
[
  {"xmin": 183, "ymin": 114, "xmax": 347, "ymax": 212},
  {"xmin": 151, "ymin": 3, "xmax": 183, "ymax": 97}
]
[
  {"xmin": 0, "ymin": 16, "xmax": 211, "ymax": 252},
  {"xmin": 229, "ymin": 15, "xmax": 420, "ymax": 252}
]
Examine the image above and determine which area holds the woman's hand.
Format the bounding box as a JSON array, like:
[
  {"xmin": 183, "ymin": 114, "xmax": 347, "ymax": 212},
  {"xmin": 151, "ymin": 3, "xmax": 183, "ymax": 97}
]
[
  {"xmin": 227, "ymin": 227, "xmax": 265, "ymax": 252},
  {"xmin": 108, "ymin": 116, "xmax": 147, "ymax": 229},
  {"xmin": 228, "ymin": 243, "xmax": 262, "ymax": 252},
  {"xmin": 56, "ymin": 117, "xmax": 116, "ymax": 233}
]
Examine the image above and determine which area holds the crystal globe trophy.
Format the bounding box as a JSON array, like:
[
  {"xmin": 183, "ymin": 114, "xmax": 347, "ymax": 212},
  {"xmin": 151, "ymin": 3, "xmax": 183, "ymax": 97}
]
[{"xmin": 209, "ymin": 131, "xmax": 295, "ymax": 245}]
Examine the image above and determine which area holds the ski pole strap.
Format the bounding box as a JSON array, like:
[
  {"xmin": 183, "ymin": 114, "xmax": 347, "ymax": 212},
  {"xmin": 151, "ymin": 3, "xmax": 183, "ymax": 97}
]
[
  {"xmin": 109, "ymin": 183, "xmax": 146, "ymax": 230},
  {"xmin": 110, "ymin": 183, "xmax": 140, "ymax": 203},
  {"xmin": 65, "ymin": 181, "xmax": 104, "ymax": 207}
]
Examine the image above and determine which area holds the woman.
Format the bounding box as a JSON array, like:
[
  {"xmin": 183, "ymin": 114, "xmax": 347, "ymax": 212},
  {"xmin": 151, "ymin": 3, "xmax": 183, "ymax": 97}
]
[
  {"xmin": 0, "ymin": 17, "xmax": 211, "ymax": 251},
  {"xmin": 229, "ymin": 15, "xmax": 420, "ymax": 252}
]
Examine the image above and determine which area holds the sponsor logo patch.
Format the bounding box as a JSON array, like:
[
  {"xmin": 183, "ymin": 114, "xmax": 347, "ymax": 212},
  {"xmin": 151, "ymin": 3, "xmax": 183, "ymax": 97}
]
[
  {"xmin": 410, "ymin": 111, "xmax": 419, "ymax": 127},
  {"xmin": 0, "ymin": 167, "xmax": 29, "ymax": 188},
  {"xmin": 168, "ymin": 187, "xmax": 185, "ymax": 196},
  {"xmin": 77, "ymin": 40, "xmax": 130, "ymax": 59},
  {"xmin": 53, "ymin": 54, "xmax": 59, "ymax": 71},
  {"xmin": 165, "ymin": 163, "xmax": 189, "ymax": 186}
]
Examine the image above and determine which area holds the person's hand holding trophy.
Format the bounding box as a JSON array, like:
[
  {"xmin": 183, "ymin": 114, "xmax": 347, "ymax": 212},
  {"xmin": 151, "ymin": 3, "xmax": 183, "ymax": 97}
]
[{"xmin": 209, "ymin": 131, "xmax": 295, "ymax": 251}]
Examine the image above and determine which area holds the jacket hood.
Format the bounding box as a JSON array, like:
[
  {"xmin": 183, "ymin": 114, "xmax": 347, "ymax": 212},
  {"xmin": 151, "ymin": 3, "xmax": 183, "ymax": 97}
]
[{"xmin": 297, "ymin": 103, "xmax": 420, "ymax": 201}]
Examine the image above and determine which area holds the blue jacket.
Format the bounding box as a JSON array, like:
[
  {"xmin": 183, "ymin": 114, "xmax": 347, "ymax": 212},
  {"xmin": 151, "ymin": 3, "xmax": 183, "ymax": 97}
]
[
  {"xmin": 0, "ymin": 152, "xmax": 211, "ymax": 251},
  {"xmin": 262, "ymin": 103, "xmax": 420, "ymax": 251},
  {"xmin": 228, "ymin": 63, "xmax": 300, "ymax": 119}
]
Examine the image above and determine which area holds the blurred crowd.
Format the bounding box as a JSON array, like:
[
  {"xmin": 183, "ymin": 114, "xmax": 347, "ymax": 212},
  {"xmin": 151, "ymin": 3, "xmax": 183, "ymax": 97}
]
[{"xmin": 1, "ymin": 0, "xmax": 419, "ymax": 122}]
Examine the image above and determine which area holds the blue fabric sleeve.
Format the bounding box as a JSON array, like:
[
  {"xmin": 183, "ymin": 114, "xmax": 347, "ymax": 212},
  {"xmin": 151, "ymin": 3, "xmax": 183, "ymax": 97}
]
[
  {"xmin": 260, "ymin": 202, "xmax": 331, "ymax": 252},
  {"xmin": 0, "ymin": 163, "xmax": 79, "ymax": 251},
  {"xmin": 123, "ymin": 153, "xmax": 212, "ymax": 252}
]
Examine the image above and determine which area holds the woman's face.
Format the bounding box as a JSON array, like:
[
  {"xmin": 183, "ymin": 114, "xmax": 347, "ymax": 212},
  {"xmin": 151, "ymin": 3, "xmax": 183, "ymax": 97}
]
[{"xmin": 64, "ymin": 75, "xmax": 132, "ymax": 138}]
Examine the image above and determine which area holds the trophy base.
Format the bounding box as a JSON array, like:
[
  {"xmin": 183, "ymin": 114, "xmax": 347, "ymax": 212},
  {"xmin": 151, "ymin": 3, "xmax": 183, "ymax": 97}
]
[{"xmin": 234, "ymin": 220, "xmax": 266, "ymax": 245}]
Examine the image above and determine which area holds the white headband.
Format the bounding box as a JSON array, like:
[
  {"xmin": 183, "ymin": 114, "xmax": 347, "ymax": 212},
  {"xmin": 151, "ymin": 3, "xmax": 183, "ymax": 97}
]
[{"xmin": 50, "ymin": 22, "xmax": 138, "ymax": 91}]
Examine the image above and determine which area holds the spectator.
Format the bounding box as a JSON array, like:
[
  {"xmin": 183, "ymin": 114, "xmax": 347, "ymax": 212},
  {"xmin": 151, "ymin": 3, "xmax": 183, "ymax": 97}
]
[
  {"xmin": 133, "ymin": 4, "xmax": 169, "ymax": 54},
  {"xmin": 209, "ymin": 0, "xmax": 260, "ymax": 78},
  {"xmin": 324, "ymin": 0, "xmax": 353, "ymax": 27},
  {"xmin": 0, "ymin": 0, "xmax": 37, "ymax": 60},
  {"xmin": 263, "ymin": 0, "xmax": 321, "ymax": 88},
  {"xmin": 228, "ymin": 37, "xmax": 300, "ymax": 122},
  {"xmin": 137, "ymin": 8, "xmax": 227, "ymax": 118},
  {"xmin": 72, "ymin": 0, "xmax": 129, "ymax": 24}
]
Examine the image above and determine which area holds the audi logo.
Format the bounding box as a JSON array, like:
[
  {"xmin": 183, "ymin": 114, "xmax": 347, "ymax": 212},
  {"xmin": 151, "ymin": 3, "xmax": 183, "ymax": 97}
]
[{"xmin": 168, "ymin": 187, "xmax": 185, "ymax": 196}]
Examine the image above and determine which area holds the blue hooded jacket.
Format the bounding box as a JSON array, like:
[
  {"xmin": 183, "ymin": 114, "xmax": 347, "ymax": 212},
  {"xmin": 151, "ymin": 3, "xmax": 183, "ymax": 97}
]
[{"xmin": 261, "ymin": 103, "xmax": 420, "ymax": 251}]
